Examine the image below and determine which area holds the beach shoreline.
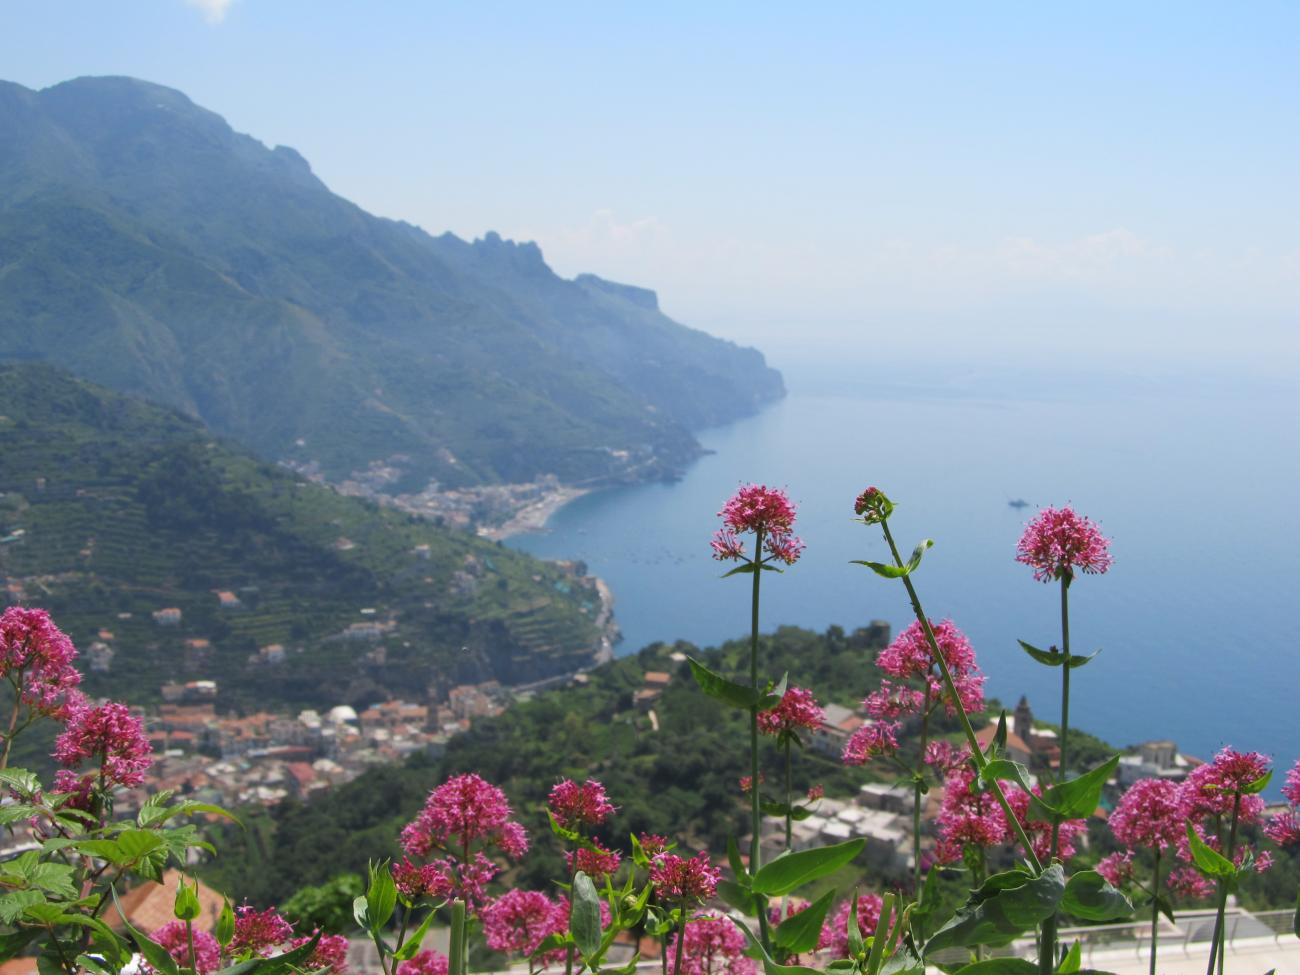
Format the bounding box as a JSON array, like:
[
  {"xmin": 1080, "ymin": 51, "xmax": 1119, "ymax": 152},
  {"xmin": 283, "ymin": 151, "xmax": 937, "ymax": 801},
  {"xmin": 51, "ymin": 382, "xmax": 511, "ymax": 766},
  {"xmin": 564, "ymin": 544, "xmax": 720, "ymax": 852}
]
[{"xmin": 477, "ymin": 485, "xmax": 591, "ymax": 541}]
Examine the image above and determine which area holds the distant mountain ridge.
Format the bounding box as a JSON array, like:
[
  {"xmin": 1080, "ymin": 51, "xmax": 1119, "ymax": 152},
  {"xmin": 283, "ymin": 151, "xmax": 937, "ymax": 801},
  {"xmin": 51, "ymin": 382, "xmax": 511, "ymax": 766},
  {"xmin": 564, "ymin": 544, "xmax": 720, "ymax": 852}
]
[{"xmin": 0, "ymin": 75, "xmax": 784, "ymax": 490}]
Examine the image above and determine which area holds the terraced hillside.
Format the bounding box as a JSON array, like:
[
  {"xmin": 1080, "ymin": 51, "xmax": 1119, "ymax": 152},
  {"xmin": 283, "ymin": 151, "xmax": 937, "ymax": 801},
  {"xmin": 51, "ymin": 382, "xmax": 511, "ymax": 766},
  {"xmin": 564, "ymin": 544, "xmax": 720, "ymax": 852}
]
[{"xmin": 0, "ymin": 364, "xmax": 606, "ymax": 710}]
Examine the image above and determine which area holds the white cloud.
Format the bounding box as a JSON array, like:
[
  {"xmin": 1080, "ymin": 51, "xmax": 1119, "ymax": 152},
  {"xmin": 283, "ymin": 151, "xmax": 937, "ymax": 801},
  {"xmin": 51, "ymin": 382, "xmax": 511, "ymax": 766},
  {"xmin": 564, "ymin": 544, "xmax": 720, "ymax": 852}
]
[{"xmin": 185, "ymin": 0, "xmax": 235, "ymax": 24}]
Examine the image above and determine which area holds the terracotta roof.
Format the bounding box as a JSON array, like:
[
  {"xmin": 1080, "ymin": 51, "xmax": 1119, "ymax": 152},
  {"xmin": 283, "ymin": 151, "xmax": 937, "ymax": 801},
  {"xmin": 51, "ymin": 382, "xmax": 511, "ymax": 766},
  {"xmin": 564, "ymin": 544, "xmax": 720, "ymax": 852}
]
[{"xmin": 974, "ymin": 723, "xmax": 1032, "ymax": 757}]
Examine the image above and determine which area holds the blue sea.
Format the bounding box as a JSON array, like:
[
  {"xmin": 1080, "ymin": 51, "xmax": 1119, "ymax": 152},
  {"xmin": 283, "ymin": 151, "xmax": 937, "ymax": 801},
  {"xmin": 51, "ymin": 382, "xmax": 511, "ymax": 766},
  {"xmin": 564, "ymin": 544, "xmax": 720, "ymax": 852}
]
[{"xmin": 510, "ymin": 360, "xmax": 1300, "ymax": 788}]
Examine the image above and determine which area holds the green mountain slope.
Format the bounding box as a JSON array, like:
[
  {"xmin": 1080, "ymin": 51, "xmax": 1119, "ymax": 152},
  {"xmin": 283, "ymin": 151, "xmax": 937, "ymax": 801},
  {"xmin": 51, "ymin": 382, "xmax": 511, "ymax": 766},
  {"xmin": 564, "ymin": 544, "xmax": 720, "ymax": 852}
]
[
  {"xmin": 0, "ymin": 364, "xmax": 607, "ymax": 709},
  {"xmin": 0, "ymin": 76, "xmax": 784, "ymax": 489}
]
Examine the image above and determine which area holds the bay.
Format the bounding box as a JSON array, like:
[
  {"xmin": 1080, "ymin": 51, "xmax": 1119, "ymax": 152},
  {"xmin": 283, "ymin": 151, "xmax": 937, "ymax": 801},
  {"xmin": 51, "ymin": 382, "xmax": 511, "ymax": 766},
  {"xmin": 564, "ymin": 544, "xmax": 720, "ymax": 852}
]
[{"xmin": 510, "ymin": 361, "xmax": 1300, "ymax": 782}]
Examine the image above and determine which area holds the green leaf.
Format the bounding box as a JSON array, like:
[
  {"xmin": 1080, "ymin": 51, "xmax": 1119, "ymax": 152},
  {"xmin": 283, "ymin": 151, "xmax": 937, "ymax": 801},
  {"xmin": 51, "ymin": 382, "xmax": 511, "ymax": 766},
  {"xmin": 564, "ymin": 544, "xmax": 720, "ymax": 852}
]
[
  {"xmin": 1242, "ymin": 770, "xmax": 1273, "ymax": 795},
  {"xmin": 1018, "ymin": 640, "xmax": 1063, "ymax": 667},
  {"xmin": 0, "ymin": 890, "xmax": 45, "ymax": 923},
  {"xmin": 530, "ymin": 932, "xmax": 569, "ymax": 959},
  {"xmin": 759, "ymin": 799, "xmax": 814, "ymax": 821},
  {"xmin": 688, "ymin": 657, "xmax": 763, "ymax": 710},
  {"xmin": 23, "ymin": 861, "xmax": 78, "ymax": 899},
  {"xmin": 716, "ymin": 879, "xmax": 758, "ymax": 915},
  {"xmin": 910, "ymin": 866, "xmax": 941, "ymax": 942},
  {"xmin": 950, "ymin": 962, "xmax": 1038, "ymax": 974},
  {"xmin": 570, "ymin": 871, "xmax": 603, "ymax": 961},
  {"xmin": 366, "ymin": 859, "xmax": 398, "ymax": 932},
  {"xmin": 217, "ymin": 898, "xmax": 235, "ymax": 947},
  {"xmin": 758, "ymin": 672, "xmax": 790, "ymax": 710},
  {"xmin": 732, "ymin": 918, "xmax": 823, "ymax": 975},
  {"xmin": 393, "ymin": 908, "xmax": 438, "ymax": 961},
  {"xmin": 547, "ymin": 809, "xmax": 580, "ymax": 842},
  {"xmin": 1037, "ymin": 756, "xmax": 1120, "ymax": 821},
  {"xmin": 1185, "ymin": 822, "xmax": 1235, "ymax": 879},
  {"xmin": 721, "ymin": 562, "xmax": 758, "ymax": 577},
  {"xmin": 773, "ymin": 888, "xmax": 835, "ymax": 954},
  {"xmin": 851, "ymin": 539, "xmax": 933, "ymax": 579},
  {"xmin": 111, "ymin": 886, "xmax": 179, "ymax": 975},
  {"xmin": 1056, "ymin": 939, "xmax": 1082, "ymax": 973},
  {"xmin": 846, "ymin": 892, "xmax": 864, "ymax": 958},
  {"xmin": 985, "ymin": 712, "xmax": 1009, "ymax": 760},
  {"xmin": 1066, "ymin": 650, "xmax": 1101, "ymax": 669},
  {"xmin": 1061, "ymin": 870, "xmax": 1133, "ymax": 921},
  {"xmin": 923, "ymin": 864, "xmax": 1065, "ymax": 954},
  {"xmin": 750, "ymin": 838, "xmax": 866, "ymax": 896},
  {"xmin": 880, "ymin": 938, "xmax": 926, "ymax": 975},
  {"xmin": 0, "ymin": 768, "xmax": 40, "ymax": 797},
  {"xmin": 982, "ymin": 758, "xmax": 1035, "ymax": 797},
  {"xmin": 726, "ymin": 834, "xmax": 748, "ymax": 881}
]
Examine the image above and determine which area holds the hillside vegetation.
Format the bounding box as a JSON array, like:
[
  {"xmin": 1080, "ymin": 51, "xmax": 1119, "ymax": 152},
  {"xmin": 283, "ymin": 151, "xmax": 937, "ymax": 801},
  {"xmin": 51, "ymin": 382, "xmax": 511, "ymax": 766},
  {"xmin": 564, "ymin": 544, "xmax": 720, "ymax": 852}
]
[{"xmin": 0, "ymin": 364, "xmax": 604, "ymax": 709}]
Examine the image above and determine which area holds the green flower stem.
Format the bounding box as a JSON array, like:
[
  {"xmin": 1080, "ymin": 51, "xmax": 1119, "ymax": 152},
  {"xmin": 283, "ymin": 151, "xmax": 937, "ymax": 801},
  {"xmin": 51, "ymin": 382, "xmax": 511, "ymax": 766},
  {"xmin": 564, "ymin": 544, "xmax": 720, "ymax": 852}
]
[
  {"xmin": 672, "ymin": 901, "xmax": 687, "ymax": 975},
  {"xmin": 878, "ymin": 519, "xmax": 1044, "ymax": 875},
  {"xmin": 1206, "ymin": 792, "xmax": 1243, "ymax": 975},
  {"xmin": 913, "ymin": 702, "xmax": 931, "ymax": 895},
  {"xmin": 186, "ymin": 918, "xmax": 197, "ymax": 974},
  {"xmin": 783, "ymin": 737, "xmax": 793, "ymax": 850},
  {"xmin": 448, "ymin": 899, "xmax": 466, "ymax": 975},
  {"xmin": 748, "ymin": 529, "xmax": 774, "ymax": 953},
  {"xmin": 1038, "ymin": 576, "xmax": 1074, "ymax": 975},
  {"xmin": 1150, "ymin": 846, "xmax": 1161, "ymax": 975}
]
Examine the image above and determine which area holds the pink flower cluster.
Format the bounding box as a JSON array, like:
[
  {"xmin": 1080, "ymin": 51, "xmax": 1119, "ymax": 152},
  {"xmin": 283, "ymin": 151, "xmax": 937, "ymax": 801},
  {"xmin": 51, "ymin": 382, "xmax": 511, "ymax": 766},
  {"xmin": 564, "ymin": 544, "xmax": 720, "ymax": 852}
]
[
  {"xmin": 1108, "ymin": 778, "xmax": 1183, "ymax": 852},
  {"xmin": 1264, "ymin": 760, "xmax": 1300, "ymax": 847},
  {"xmin": 757, "ymin": 686, "xmax": 824, "ymax": 737},
  {"xmin": 548, "ymin": 778, "xmax": 616, "ymax": 829},
  {"xmin": 398, "ymin": 773, "xmax": 528, "ymax": 913},
  {"xmin": 869, "ymin": 619, "xmax": 984, "ymax": 718},
  {"xmin": 149, "ymin": 921, "xmax": 221, "ymax": 974},
  {"xmin": 840, "ymin": 722, "xmax": 899, "ymax": 766},
  {"xmin": 150, "ymin": 905, "xmax": 346, "ymax": 974},
  {"xmin": 397, "ymin": 951, "xmax": 449, "ymax": 975},
  {"xmin": 52, "ymin": 700, "xmax": 153, "ymax": 790},
  {"xmin": 649, "ymin": 851, "xmax": 721, "ymax": 902},
  {"xmin": 711, "ymin": 485, "xmax": 804, "ymax": 566},
  {"xmin": 1016, "ymin": 506, "xmax": 1113, "ymax": 583},
  {"xmin": 666, "ymin": 912, "xmax": 755, "ymax": 975},
  {"xmin": 229, "ymin": 904, "xmax": 295, "ymax": 957},
  {"xmin": 932, "ymin": 766, "xmax": 1085, "ymax": 865},
  {"xmin": 480, "ymin": 890, "xmax": 612, "ymax": 967},
  {"xmin": 0, "ymin": 606, "xmax": 81, "ymax": 719}
]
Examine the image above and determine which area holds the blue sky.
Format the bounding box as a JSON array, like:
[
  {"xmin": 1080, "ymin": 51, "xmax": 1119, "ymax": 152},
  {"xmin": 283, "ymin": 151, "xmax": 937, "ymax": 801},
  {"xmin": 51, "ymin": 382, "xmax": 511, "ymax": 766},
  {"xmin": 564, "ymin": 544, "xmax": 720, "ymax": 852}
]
[{"xmin": 3, "ymin": 1, "xmax": 1297, "ymax": 372}]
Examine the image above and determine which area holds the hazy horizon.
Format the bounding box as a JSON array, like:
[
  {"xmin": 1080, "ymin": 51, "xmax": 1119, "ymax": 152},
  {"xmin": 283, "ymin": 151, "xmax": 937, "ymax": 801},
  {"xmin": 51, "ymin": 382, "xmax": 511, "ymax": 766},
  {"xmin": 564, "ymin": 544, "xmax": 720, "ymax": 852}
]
[{"xmin": 4, "ymin": 1, "xmax": 1297, "ymax": 375}]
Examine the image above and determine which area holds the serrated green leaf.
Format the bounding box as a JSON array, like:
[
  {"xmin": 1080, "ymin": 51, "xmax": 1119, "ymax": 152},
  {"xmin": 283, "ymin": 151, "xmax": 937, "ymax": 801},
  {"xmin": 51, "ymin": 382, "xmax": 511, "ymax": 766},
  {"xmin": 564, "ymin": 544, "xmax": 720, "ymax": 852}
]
[
  {"xmin": 688, "ymin": 657, "xmax": 762, "ymax": 710},
  {"xmin": 0, "ymin": 889, "xmax": 45, "ymax": 923},
  {"xmin": 24, "ymin": 861, "xmax": 78, "ymax": 899},
  {"xmin": 1037, "ymin": 756, "xmax": 1120, "ymax": 821},
  {"xmin": 0, "ymin": 768, "xmax": 40, "ymax": 797},
  {"xmin": 773, "ymin": 888, "xmax": 835, "ymax": 954},
  {"xmin": 571, "ymin": 871, "xmax": 602, "ymax": 961},
  {"xmin": 1061, "ymin": 870, "xmax": 1133, "ymax": 921},
  {"xmin": 750, "ymin": 839, "xmax": 865, "ymax": 896},
  {"xmin": 924, "ymin": 864, "xmax": 1065, "ymax": 954},
  {"xmin": 1185, "ymin": 822, "xmax": 1235, "ymax": 879}
]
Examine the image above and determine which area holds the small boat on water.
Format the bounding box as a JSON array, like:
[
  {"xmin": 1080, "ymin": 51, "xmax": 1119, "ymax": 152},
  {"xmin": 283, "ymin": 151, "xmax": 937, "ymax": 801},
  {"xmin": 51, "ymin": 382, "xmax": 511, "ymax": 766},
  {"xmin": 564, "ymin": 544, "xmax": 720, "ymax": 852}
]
[{"xmin": 1008, "ymin": 498, "xmax": 1030, "ymax": 509}]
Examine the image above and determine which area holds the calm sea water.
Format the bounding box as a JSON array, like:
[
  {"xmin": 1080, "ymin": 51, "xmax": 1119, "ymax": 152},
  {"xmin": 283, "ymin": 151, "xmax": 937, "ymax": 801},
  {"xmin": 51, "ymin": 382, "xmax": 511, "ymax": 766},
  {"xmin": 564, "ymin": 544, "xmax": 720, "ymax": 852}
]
[{"xmin": 510, "ymin": 362, "xmax": 1300, "ymax": 784}]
